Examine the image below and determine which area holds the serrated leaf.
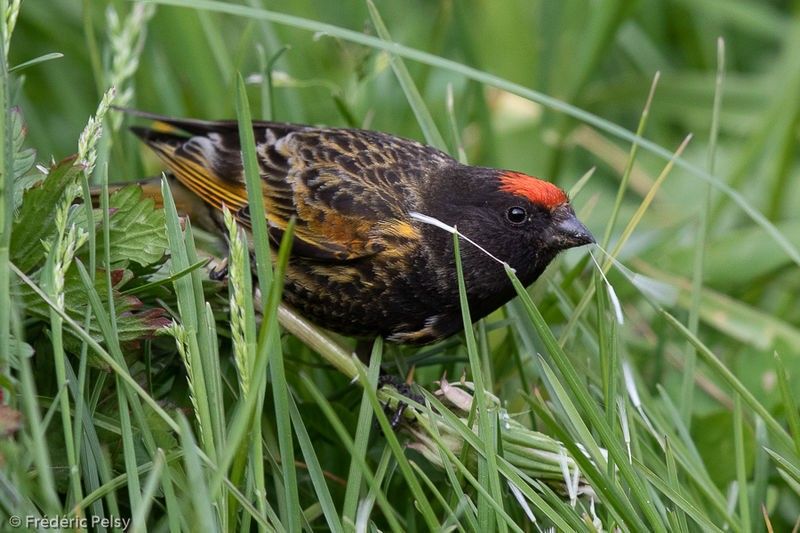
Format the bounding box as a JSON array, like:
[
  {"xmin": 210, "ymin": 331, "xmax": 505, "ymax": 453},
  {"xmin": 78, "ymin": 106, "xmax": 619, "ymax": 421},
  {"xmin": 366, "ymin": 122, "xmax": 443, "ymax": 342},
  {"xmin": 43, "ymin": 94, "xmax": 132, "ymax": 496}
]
[
  {"xmin": 15, "ymin": 265, "xmax": 171, "ymax": 359},
  {"xmin": 13, "ymin": 147, "xmax": 35, "ymax": 179},
  {"xmin": 7, "ymin": 336, "xmax": 34, "ymax": 369},
  {"xmin": 11, "ymin": 106, "xmax": 27, "ymax": 153},
  {"xmin": 73, "ymin": 185, "xmax": 168, "ymax": 267},
  {"xmin": 12, "ymin": 171, "xmax": 45, "ymax": 212},
  {"xmin": 10, "ymin": 107, "xmax": 36, "ymax": 179},
  {"xmin": 10, "ymin": 156, "xmax": 83, "ymax": 272}
]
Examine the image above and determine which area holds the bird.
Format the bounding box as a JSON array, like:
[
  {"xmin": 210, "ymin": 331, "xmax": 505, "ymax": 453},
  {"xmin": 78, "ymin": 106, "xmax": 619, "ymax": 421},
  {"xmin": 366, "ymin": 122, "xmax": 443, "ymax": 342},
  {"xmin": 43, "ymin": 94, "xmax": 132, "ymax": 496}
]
[{"xmin": 123, "ymin": 110, "xmax": 594, "ymax": 345}]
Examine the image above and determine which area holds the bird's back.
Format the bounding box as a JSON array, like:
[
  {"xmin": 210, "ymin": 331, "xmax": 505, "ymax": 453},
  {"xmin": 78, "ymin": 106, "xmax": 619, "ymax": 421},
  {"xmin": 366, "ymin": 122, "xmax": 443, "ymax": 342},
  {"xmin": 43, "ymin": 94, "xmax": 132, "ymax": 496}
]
[{"xmin": 128, "ymin": 111, "xmax": 460, "ymax": 342}]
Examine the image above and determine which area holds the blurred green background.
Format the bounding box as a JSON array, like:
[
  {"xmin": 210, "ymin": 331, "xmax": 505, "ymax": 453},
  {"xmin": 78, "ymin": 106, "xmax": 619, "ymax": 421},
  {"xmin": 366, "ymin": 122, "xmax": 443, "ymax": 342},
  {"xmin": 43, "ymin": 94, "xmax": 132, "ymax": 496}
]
[{"xmin": 8, "ymin": 0, "xmax": 800, "ymax": 528}]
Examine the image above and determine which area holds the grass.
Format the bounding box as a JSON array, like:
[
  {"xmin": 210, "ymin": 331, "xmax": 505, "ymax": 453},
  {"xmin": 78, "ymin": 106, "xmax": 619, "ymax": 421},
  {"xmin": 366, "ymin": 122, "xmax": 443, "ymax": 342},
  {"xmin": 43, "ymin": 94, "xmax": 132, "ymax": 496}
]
[{"xmin": 2, "ymin": 0, "xmax": 800, "ymax": 531}]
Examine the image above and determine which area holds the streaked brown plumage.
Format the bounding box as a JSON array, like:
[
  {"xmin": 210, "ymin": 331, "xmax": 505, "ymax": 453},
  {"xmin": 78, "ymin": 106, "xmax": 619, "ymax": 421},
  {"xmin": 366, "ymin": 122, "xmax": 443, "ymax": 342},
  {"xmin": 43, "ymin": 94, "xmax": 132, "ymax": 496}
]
[{"xmin": 126, "ymin": 110, "xmax": 594, "ymax": 344}]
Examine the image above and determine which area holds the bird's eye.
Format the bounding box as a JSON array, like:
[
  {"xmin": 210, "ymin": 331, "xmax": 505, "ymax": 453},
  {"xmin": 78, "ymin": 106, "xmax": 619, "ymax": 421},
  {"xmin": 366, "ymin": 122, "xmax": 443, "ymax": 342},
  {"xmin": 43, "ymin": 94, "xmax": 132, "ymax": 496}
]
[{"xmin": 506, "ymin": 206, "xmax": 527, "ymax": 225}]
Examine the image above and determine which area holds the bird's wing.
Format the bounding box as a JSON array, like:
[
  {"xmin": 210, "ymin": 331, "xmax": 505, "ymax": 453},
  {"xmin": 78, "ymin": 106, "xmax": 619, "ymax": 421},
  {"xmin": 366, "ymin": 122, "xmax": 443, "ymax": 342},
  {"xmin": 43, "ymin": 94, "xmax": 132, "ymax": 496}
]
[{"xmin": 129, "ymin": 113, "xmax": 443, "ymax": 261}]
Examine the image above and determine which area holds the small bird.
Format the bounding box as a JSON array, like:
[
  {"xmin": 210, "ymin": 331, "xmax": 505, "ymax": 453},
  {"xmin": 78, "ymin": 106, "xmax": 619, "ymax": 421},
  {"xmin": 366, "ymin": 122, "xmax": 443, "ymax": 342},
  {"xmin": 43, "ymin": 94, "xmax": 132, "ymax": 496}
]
[{"xmin": 126, "ymin": 110, "xmax": 594, "ymax": 345}]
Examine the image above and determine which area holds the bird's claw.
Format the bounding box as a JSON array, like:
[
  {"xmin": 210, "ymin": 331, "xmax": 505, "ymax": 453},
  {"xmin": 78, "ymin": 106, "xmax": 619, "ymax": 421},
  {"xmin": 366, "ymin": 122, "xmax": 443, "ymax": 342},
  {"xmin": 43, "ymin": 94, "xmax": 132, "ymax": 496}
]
[
  {"xmin": 209, "ymin": 257, "xmax": 229, "ymax": 281},
  {"xmin": 378, "ymin": 372, "xmax": 422, "ymax": 430}
]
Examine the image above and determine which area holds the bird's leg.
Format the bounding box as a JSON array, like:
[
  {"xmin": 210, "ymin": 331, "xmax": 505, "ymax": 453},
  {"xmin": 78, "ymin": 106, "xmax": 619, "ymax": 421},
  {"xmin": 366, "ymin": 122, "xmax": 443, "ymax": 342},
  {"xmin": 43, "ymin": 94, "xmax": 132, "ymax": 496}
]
[{"xmin": 357, "ymin": 340, "xmax": 422, "ymax": 429}]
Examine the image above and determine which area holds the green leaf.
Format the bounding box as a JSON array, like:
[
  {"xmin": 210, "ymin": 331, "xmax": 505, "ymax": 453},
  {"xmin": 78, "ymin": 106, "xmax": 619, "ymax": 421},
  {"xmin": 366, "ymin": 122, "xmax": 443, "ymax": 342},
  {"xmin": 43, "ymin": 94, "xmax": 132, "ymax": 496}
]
[
  {"xmin": 8, "ymin": 106, "xmax": 38, "ymax": 211},
  {"xmin": 16, "ymin": 264, "xmax": 170, "ymax": 350},
  {"xmin": 11, "ymin": 107, "xmax": 36, "ymax": 180},
  {"xmin": 73, "ymin": 185, "xmax": 168, "ymax": 267},
  {"xmin": 7, "ymin": 335, "xmax": 33, "ymax": 369},
  {"xmin": 10, "ymin": 156, "xmax": 83, "ymax": 272},
  {"xmin": 764, "ymin": 448, "xmax": 800, "ymax": 492},
  {"xmin": 506, "ymin": 265, "xmax": 664, "ymax": 532},
  {"xmin": 9, "ymin": 52, "xmax": 65, "ymax": 73},
  {"xmin": 12, "ymin": 171, "xmax": 43, "ymax": 212}
]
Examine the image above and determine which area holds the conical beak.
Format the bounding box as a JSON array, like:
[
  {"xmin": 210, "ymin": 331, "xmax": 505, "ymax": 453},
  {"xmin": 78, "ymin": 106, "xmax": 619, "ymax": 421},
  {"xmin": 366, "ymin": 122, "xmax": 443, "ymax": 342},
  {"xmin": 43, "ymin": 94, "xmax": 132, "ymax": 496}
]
[{"xmin": 553, "ymin": 205, "xmax": 595, "ymax": 249}]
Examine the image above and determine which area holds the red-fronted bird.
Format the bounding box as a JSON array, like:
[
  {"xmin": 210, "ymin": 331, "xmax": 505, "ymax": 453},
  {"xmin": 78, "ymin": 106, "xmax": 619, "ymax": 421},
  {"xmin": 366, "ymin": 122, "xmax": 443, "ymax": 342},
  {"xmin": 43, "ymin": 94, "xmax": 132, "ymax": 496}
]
[{"xmin": 125, "ymin": 110, "xmax": 594, "ymax": 345}]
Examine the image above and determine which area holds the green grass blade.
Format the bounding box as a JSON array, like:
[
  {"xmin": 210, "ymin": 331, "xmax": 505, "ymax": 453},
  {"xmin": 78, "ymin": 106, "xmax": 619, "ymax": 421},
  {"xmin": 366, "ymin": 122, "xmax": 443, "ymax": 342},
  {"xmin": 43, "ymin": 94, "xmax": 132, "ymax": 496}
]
[
  {"xmin": 287, "ymin": 394, "xmax": 344, "ymax": 533},
  {"xmin": 197, "ymin": 10, "xmax": 233, "ymax": 84},
  {"xmin": 749, "ymin": 418, "xmax": 769, "ymax": 533},
  {"xmin": 523, "ymin": 388, "xmax": 638, "ymax": 529},
  {"xmin": 0, "ymin": 25, "xmax": 13, "ymax": 383},
  {"xmin": 300, "ymin": 373, "xmax": 404, "ymax": 533},
  {"xmin": 353, "ymin": 361, "xmax": 442, "ymax": 531},
  {"xmin": 734, "ymin": 395, "xmax": 751, "ymax": 533},
  {"xmin": 98, "ymin": 162, "xmax": 140, "ymax": 513},
  {"xmin": 235, "ymin": 72, "xmax": 273, "ymax": 291},
  {"xmin": 8, "ymin": 51, "xmax": 64, "ymax": 73},
  {"xmin": 130, "ymin": 448, "xmax": 165, "ymax": 533},
  {"xmin": 599, "ymin": 69, "xmax": 660, "ymax": 249},
  {"xmin": 445, "ymin": 83, "xmax": 467, "ymax": 163},
  {"xmin": 764, "ymin": 448, "xmax": 800, "ymax": 489},
  {"xmin": 121, "ymin": 259, "xmax": 209, "ymax": 295},
  {"xmin": 178, "ymin": 415, "xmax": 218, "ymax": 530},
  {"xmin": 561, "ymin": 133, "xmax": 692, "ymax": 343},
  {"xmin": 408, "ymin": 459, "xmax": 465, "ymax": 532},
  {"xmin": 13, "ymin": 334, "xmax": 61, "ymax": 513},
  {"xmin": 682, "ymin": 37, "xmax": 726, "ymax": 424},
  {"xmin": 418, "ymin": 389, "xmax": 578, "ymax": 531},
  {"xmin": 342, "ymin": 339, "xmax": 382, "ymax": 530},
  {"xmin": 774, "ymin": 351, "xmax": 800, "ymax": 457},
  {"xmin": 452, "ymin": 232, "xmax": 506, "ymax": 531},
  {"xmin": 71, "ymin": 451, "xmax": 183, "ymax": 513},
  {"xmin": 420, "ymin": 396, "xmax": 480, "ymax": 532},
  {"xmin": 117, "ymin": 382, "xmax": 142, "ymax": 512},
  {"xmin": 664, "ymin": 438, "xmax": 690, "ymax": 533},
  {"xmin": 404, "ymin": 399, "xmax": 526, "ymax": 531},
  {"xmin": 208, "ymin": 216, "xmax": 293, "ymax": 509},
  {"xmin": 161, "ymin": 177, "xmax": 220, "ymax": 463},
  {"xmin": 235, "ymin": 69, "xmax": 301, "ymax": 530},
  {"xmin": 366, "ymin": 0, "xmax": 446, "ymax": 151},
  {"xmin": 506, "ymin": 265, "xmax": 667, "ymax": 532},
  {"xmin": 637, "ymin": 463, "xmax": 725, "ymax": 533},
  {"xmin": 661, "ymin": 311, "xmax": 795, "ymax": 453}
]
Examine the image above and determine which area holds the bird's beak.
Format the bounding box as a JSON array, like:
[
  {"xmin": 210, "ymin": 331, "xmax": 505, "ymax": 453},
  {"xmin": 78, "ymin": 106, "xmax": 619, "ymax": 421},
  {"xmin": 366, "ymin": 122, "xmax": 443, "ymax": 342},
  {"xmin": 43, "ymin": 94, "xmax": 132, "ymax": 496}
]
[{"xmin": 552, "ymin": 204, "xmax": 595, "ymax": 249}]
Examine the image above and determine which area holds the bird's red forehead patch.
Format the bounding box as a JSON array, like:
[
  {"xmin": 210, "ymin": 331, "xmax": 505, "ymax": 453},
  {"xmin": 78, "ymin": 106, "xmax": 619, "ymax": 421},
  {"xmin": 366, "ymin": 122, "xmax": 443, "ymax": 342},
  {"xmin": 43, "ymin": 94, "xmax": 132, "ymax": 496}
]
[{"xmin": 499, "ymin": 172, "xmax": 567, "ymax": 209}]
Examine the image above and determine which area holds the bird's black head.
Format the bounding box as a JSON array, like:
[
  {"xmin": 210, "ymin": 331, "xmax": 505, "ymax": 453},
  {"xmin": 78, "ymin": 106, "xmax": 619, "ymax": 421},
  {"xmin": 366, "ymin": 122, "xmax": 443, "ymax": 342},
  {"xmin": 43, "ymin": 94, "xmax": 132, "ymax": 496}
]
[{"xmin": 420, "ymin": 167, "xmax": 594, "ymax": 293}]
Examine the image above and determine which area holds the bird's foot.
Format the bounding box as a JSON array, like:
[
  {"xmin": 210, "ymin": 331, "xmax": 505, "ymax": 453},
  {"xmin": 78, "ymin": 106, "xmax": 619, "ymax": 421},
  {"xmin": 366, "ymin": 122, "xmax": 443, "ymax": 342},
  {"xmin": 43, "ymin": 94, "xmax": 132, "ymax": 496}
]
[
  {"xmin": 378, "ymin": 368, "xmax": 422, "ymax": 429},
  {"xmin": 208, "ymin": 257, "xmax": 229, "ymax": 281}
]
